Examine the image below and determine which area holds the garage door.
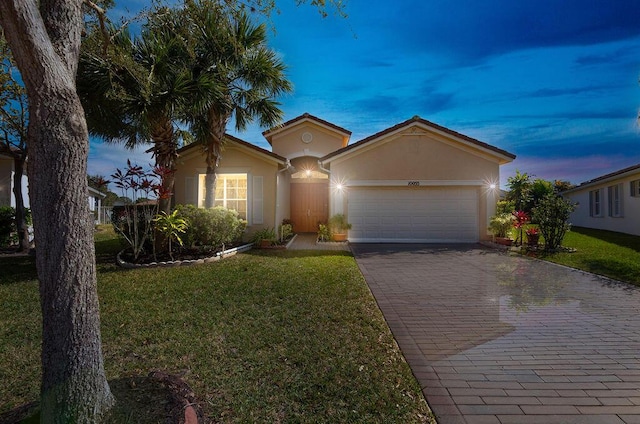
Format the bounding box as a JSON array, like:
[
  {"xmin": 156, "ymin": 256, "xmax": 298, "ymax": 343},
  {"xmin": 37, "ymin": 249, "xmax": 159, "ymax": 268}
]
[{"xmin": 347, "ymin": 187, "xmax": 479, "ymax": 243}]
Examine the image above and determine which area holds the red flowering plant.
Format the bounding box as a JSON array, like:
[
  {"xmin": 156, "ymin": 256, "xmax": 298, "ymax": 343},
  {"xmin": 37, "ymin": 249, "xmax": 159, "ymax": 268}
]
[
  {"xmin": 525, "ymin": 227, "xmax": 539, "ymax": 236},
  {"xmin": 110, "ymin": 160, "xmax": 172, "ymax": 262},
  {"xmin": 512, "ymin": 210, "xmax": 530, "ymax": 246}
]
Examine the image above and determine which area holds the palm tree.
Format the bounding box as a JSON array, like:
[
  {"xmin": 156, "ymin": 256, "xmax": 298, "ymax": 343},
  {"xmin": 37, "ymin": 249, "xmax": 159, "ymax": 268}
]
[
  {"xmin": 78, "ymin": 13, "xmax": 218, "ymax": 213},
  {"xmin": 186, "ymin": 2, "xmax": 293, "ymax": 208}
]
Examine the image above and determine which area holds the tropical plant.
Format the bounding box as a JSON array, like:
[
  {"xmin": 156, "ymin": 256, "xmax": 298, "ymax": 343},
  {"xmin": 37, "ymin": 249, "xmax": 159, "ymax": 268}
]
[
  {"xmin": 78, "ymin": 13, "xmax": 207, "ymax": 214},
  {"xmin": 328, "ymin": 214, "xmax": 352, "ymax": 234},
  {"xmin": 512, "ymin": 210, "xmax": 530, "ymax": 245},
  {"xmin": 110, "ymin": 161, "xmax": 168, "ymax": 262},
  {"xmin": 317, "ymin": 223, "xmax": 331, "ymax": 242},
  {"xmin": 153, "ymin": 210, "xmax": 188, "ymax": 260},
  {"xmin": 252, "ymin": 227, "xmax": 276, "ymax": 245},
  {"xmin": 183, "ymin": 2, "xmax": 293, "ymax": 207},
  {"xmin": 279, "ymin": 222, "xmax": 294, "ymax": 243},
  {"xmin": 532, "ymin": 194, "xmax": 576, "ymax": 251},
  {"xmin": 0, "ymin": 206, "xmax": 14, "ymax": 246},
  {"xmin": 506, "ymin": 170, "xmax": 532, "ymax": 213},
  {"xmin": 488, "ymin": 213, "xmax": 515, "ymax": 239}
]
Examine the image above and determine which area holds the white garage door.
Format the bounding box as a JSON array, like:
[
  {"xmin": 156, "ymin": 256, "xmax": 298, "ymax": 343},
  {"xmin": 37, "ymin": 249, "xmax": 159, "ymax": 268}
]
[{"xmin": 347, "ymin": 187, "xmax": 479, "ymax": 243}]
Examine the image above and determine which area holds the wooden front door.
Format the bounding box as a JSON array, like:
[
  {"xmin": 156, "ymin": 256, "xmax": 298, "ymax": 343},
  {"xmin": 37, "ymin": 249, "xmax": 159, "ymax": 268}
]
[{"xmin": 290, "ymin": 182, "xmax": 329, "ymax": 233}]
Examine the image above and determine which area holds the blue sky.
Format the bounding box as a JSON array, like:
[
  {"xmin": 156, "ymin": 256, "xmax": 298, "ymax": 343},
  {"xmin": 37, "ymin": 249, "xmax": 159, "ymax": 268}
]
[{"xmin": 90, "ymin": 0, "xmax": 640, "ymax": 188}]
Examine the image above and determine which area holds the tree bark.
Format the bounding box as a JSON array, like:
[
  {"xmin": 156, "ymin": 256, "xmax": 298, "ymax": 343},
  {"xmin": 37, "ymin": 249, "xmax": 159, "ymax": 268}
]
[
  {"xmin": 0, "ymin": 0, "xmax": 114, "ymax": 422},
  {"xmin": 204, "ymin": 110, "xmax": 228, "ymax": 209},
  {"xmin": 11, "ymin": 152, "xmax": 30, "ymax": 251},
  {"xmin": 150, "ymin": 117, "xmax": 177, "ymax": 214}
]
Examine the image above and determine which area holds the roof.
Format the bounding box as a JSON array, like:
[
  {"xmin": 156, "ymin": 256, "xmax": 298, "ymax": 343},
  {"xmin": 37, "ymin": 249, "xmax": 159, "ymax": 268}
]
[
  {"xmin": 320, "ymin": 115, "xmax": 516, "ymax": 163},
  {"xmin": 88, "ymin": 186, "xmax": 107, "ymax": 198},
  {"xmin": 177, "ymin": 133, "xmax": 287, "ymax": 163},
  {"xmin": 562, "ymin": 163, "xmax": 640, "ymax": 194},
  {"xmin": 262, "ymin": 112, "xmax": 352, "ymax": 145}
]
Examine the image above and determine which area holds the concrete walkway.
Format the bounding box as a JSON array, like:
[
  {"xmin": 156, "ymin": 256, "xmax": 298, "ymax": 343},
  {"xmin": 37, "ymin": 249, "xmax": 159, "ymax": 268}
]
[
  {"xmin": 351, "ymin": 243, "xmax": 640, "ymax": 424},
  {"xmin": 287, "ymin": 233, "xmax": 351, "ymax": 251}
]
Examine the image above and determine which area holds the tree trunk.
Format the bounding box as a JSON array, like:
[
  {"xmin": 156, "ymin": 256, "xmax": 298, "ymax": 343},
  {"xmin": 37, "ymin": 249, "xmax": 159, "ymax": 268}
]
[
  {"xmin": 0, "ymin": 1, "xmax": 114, "ymax": 422},
  {"xmin": 204, "ymin": 110, "xmax": 228, "ymax": 209},
  {"xmin": 12, "ymin": 153, "xmax": 30, "ymax": 251},
  {"xmin": 150, "ymin": 117, "xmax": 177, "ymax": 214}
]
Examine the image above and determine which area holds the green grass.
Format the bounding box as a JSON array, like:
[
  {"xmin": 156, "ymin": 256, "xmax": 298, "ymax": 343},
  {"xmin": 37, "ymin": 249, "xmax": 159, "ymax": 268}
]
[
  {"xmin": 538, "ymin": 226, "xmax": 640, "ymax": 285},
  {"xmin": 0, "ymin": 228, "xmax": 433, "ymax": 423}
]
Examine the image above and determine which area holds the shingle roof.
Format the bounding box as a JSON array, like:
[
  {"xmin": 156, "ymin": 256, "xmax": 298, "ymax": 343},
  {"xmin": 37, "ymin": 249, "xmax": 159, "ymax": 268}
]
[
  {"xmin": 320, "ymin": 115, "xmax": 516, "ymax": 162},
  {"xmin": 177, "ymin": 133, "xmax": 287, "ymax": 163},
  {"xmin": 262, "ymin": 112, "xmax": 352, "ymax": 145},
  {"xmin": 562, "ymin": 163, "xmax": 640, "ymax": 194}
]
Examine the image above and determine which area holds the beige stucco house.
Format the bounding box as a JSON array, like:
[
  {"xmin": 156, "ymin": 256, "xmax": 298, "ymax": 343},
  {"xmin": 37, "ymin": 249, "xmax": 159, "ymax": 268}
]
[
  {"xmin": 562, "ymin": 163, "xmax": 640, "ymax": 236},
  {"xmin": 173, "ymin": 113, "xmax": 516, "ymax": 243}
]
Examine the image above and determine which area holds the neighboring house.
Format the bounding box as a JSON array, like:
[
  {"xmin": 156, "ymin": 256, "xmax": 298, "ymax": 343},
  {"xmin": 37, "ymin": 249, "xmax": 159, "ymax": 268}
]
[
  {"xmin": 562, "ymin": 163, "xmax": 640, "ymax": 236},
  {"xmin": 2, "ymin": 152, "xmax": 108, "ymax": 224},
  {"xmin": 0, "ymin": 151, "xmax": 29, "ymax": 208},
  {"xmin": 174, "ymin": 113, "xmax": 516, "ymax": 243}
]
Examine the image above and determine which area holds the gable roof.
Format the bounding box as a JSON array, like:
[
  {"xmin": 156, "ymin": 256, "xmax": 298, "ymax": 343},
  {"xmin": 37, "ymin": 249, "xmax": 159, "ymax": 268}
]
[
  {"xmin": 262, "ymin": 112, "xmax": 352, "ymax": 145},
  {"xmin": 562, "ymin": 163, "xmax": 640, "ymax": 194},
  {"xmin": 320, "ymin": 116, "xmax": 516, "ymax": 164},
  {"xmin": 177, "ymin": 133, "xmax": 287, "ymax": 164}
]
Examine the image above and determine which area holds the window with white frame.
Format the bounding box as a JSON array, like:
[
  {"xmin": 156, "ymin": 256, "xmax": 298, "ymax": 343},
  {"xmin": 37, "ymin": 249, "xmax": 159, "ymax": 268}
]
[
  {"xmin": 199, "ymin": 173, "xmax": 247, "ymax": 219},
  {"xmin": 589, "ymin": 189, "xmax": 602, "ymax": 217},
  {"xmin": 631, "ymin": 179, "xmax": 640, "ymax": 197},
  {"xmin": 608, "ymin": 184, "xmax": 623, "ymax": 217}
]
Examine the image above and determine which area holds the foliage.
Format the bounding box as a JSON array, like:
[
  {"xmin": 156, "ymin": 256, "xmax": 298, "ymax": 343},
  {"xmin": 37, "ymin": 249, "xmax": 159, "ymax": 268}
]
[
  {"xmin": 506, "ymin": 170, "xmax": 532, "ymax": 212},
  {"xmin": 328, "ymin": 213, "xmax": 352, "ymax": 233},
  {"xmin": 554, "ymin": 180, "xmax": 576, "ymax": 193},
  {"xmin": 525, "ymin": 227, "xmax": 539, "ymax": 237},
  {"xmin": 279, "ymin": 222, "xmax": 294, "ymax": 243},
  {"xmin": 174, "ymin": 204, "xmax": 247, "ymax": 249},
  {"xmin": 110, "ymin": 161, "xmax": 166, "ymax": 262},
  {"xmin": 0, "ymin": 206, "xmax": 14, "ymax": 246},
  {"xmin": 488, "ymin": 213, "xmax": 515, "ymax": 238},
  {"xmin": 512, "ymin": 210, "xmax": 530, "ymax": 245},
  {"xmin": 317, "ymin": 223, "xmax": 331, "ymax": 242},
  {"xmin": 532, "ymin": 194, "xmax": 576, "ymax": 251},
  {"xmin": 529, "ymin": 178, "xmax": 554, "ymax": 211},
  {"xmin": 251, "ymin": 227, "xmax": 277, "ymax": 244},
  {"xmin": 152, "ymin": 210, "xmax": 188, "ymax": 260},
  {"xmin": 495, "ymin": 200, "xmax": 515, "ymax": 214}
]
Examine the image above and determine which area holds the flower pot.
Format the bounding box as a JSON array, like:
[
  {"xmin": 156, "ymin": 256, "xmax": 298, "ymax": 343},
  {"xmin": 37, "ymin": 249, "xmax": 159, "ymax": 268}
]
[
  {"xmin": 495, "ymin": 237, "xmax": 512, "ymax": 246},
  {"xmin": 527, "ymin": 234, "xmax": 540, "ymax": 246},
  {"xmin": 332, "ymin": 233, "xmax": 347, "ymax": 242},
  {"xmin": 260, "ymin": 239, "xmax": 272, "ymax": 248}
]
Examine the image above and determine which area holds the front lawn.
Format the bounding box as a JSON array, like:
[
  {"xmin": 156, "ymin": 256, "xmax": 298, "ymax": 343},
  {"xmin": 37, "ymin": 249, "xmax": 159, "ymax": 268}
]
[
  {"xmin": 539, "ymin": 226, "xmax": 640, "ymax": 285},
  {"xmin": 0, "ymin": 230, "xmax": 433, "ymax": 423}
]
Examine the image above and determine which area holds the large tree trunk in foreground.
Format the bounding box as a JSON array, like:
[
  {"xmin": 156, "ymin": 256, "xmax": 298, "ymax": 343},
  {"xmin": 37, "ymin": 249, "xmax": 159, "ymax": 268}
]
[
  {"xmin": 0, "ymin": 0, "xmax": 114, "ymax": 422},
  {"xmin": 11, "ymin": 153, "xmax": 30, "ymax": 251}
]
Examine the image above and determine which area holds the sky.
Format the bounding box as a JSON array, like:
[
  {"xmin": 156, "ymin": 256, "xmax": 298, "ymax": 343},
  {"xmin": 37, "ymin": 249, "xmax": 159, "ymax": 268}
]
[{"xmin": 90, "ymin": 0, "xmax": 640, "ymax": 188}]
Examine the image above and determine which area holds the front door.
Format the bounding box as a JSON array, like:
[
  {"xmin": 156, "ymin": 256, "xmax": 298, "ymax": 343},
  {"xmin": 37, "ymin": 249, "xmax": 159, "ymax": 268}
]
[{"xmin": 290, "ymin": 182, "xmax": 329, "ymax": 233}]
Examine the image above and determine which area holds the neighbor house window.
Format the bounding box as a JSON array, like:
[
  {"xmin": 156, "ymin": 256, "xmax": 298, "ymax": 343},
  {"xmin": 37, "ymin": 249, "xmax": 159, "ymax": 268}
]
[
  {"xmin": 199, "ymin": 173, "xmax": 247, "ymax": 219},
  {"xmin": 608, "ymin": 184, "xmax": 623, "ymax": 217},
  {"xmin": 589, "ymin": 189, "xmax": 602, "ymax": 217},
  {"xmin": 631, "ymin": 179, "xmax": 640, "ymax": 197}
]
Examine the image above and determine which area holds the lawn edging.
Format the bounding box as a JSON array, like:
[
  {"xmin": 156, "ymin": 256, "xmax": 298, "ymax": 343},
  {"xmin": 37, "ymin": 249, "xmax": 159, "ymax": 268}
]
[{"xmin": 116, "ymin": 242, "xmax": 254, "ymax": 269}]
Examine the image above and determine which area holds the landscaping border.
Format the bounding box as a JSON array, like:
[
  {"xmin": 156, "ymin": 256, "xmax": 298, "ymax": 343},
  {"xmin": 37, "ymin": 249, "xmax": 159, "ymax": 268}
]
[{"xmin": 116, "ymin": 242, "xmax": 254, "ymax": 269}]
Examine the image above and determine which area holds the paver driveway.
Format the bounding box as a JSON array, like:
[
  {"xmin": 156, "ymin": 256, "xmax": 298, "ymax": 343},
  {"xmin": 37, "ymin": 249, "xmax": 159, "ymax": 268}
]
[{"xmin": 351, "ymin": 243, "xmax": 640, "ymax": 424}]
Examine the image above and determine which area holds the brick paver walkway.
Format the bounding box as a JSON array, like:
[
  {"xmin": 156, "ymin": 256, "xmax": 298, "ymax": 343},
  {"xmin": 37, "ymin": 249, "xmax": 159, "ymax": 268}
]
[{"xmin": 351, "ymin": 244, "xmax": 640, "ymax": 424}]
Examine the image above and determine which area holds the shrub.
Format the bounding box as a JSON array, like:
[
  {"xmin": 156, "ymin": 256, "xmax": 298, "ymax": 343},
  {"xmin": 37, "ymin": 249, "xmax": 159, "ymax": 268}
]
[
  {"xmin": 317, "ymin": 223, "xmax": 331, "ymax": 242},
  {"xmin": 532, "ymin": 194, "xmax": 576, "ymax": 251},
  {"xmin": 0, "ymin": 206, "xmax": 15, "ymax": 246},
  {"xmin": 251, "ymin": 227, "xmax": 276, "ymax": 244},
  {"xmin": 488, "ymin": 213, "xmax": 515, "ymax": 238},
  {"xmin": 328, "ymin": 214, "xmax": 351, "ymax": 233},
  {"xmin": 175, "ymin": 205, "xmax": 246, "ymax": 249}
]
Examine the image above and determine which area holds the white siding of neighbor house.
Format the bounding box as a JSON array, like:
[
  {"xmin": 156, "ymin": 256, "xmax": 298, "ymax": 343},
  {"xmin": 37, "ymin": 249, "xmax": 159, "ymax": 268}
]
[{"xmin": 563, "ymin": 171, "xmax": 640, "ymax": 236}]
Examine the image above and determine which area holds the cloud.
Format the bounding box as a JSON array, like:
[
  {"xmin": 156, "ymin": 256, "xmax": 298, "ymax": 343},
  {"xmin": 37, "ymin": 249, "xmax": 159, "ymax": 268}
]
[{"xmin": 88, "ymin": 139, "xmax": 154, "ymax": 178}]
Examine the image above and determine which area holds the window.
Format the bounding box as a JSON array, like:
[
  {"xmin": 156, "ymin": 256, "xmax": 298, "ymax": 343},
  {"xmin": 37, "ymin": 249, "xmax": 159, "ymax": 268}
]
[
  {"xmin": 608, "ymin": 184, "xmax": 623, "ymax": 217},
  {"xmin": 631, "ymin": 180, "xmax": 640, "ymax": 198},
  {"xmin": 589, "ymin": 189, "xmax": 602, "ymax": 217},
  {"xmin": 199, "ymin": 173, "xmax": 247, "ymax": 219}
]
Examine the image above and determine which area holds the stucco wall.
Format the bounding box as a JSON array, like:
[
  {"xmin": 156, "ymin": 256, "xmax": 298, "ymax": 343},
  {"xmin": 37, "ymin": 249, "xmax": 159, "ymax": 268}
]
[
  {"xmin": 563, "ymin": 173, "xmax": 640, "ymax": 236},
  {"xmin": 327, "ymin": 131, "xmax": 502, "ymax": 240},
  {"xmin": 174, "ymin": 145, "xmax": 282, "ymax": 238},
  {"xmin": 270, "ymin": 123, "xmax": 346, "ymax": 159}
]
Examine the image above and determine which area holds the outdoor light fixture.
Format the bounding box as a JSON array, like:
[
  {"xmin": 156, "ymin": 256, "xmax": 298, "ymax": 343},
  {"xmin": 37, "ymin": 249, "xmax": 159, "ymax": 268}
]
[
  {"xmin": 305, "ymin": 169, "xmax": 312, "ymax": 177},
  {"xmin": 489, "ymin": 183, "xmax": 496, "ymax": 190}
]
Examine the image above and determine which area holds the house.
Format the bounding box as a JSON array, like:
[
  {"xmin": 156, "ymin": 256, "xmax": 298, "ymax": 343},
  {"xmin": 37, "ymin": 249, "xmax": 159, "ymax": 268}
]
[
  {"xmin": 173, "ymin": 113, "xmax": 516, "ymax": 243},
  {"xmin": 562, "ymin": 163, "xmax": 640, "ymax": 236}
]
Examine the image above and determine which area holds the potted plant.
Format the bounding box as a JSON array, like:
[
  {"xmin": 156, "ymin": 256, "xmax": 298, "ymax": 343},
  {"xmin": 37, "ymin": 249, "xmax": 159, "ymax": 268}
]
[
  {"xmin": 525, "ymin": 227, "xmax": 540, "ymax": 247},
  {"xmin": 252, "ymin": 227, "xmax": 276, "ymax": 248},
  {"xmin": 488, "ymin": 213, "xmax": 515, "ymax": 246},
  {"xmin": 328, "ymin": 214, "xmax": 352, "ymax": 242}
]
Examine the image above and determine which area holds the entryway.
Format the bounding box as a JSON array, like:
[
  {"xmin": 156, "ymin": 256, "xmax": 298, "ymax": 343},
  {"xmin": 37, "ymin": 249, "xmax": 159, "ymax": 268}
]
[{"xmin": 290, "ymin": 182, "xmax": 328, "ymax": 233}]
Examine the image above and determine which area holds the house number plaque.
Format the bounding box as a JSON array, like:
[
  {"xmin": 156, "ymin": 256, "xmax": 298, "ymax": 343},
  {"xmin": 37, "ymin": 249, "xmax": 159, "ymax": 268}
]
[{"xmin": 407, "ymin": 181, "xmax": 420, "ymax": 186}]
